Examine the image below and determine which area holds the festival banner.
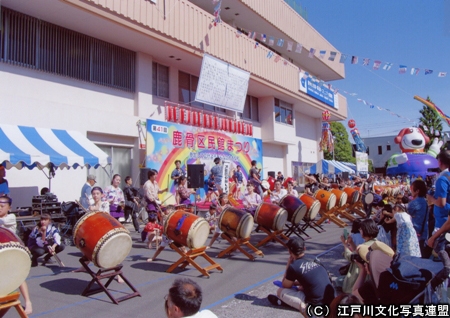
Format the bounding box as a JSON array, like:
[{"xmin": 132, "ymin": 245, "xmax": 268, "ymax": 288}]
[
  {"xmin": 146, "ymin": 119, "xmax": 263, "ymax": 203},
  {"xmin": 355, "ymin": 151, "xmax": 369, "ymax": 174}
]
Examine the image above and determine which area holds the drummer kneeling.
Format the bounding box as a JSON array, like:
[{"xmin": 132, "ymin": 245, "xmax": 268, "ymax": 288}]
[{"xmin": 28, "ymin": 213, "xmax": 65, "ymax": 267}]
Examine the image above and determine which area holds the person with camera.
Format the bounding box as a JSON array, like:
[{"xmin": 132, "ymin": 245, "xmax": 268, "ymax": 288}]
[
  {"xmin": 123, "ymin": 176, "xmax": 141, "ymax": 233},
  {"xmin": 427, "ymin": 150, "xmax": 450, "ymax": 253},
  {"xmin": 340, "ymin": 219, "xmax": 379, "ymax": 294},
  {"xmin": 28, "ymin": 213, "xmax": 65, "ymax": 267}
]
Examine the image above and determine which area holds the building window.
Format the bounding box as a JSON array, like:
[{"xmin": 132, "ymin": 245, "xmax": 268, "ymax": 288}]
[
  {"xmin": 386, "ymin": 144, "xmax": 391, "ymax": 151},
  {"xmin": 178, "ymin": 71, "xmax": 225, "ymax": 113},
  {"xmin": 152, "ymin": 62, "xmax": 169, "ymax": 98},
  {"xmin": 274, "ymin": 99, "xmax": 293, "ymax": 125},
  {"xmin": 0, "ymin": 7, "xmax": 135, "ymax": 91},
  {"xmin": 378, "ymin": 146, "xmax": 382, "ymax": 155},
  {"xmin": 240, "ymin": 96, "xmax": 259, "ymax": 122}
]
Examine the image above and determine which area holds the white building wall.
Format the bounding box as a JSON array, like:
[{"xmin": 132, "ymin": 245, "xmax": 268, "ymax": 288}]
[{"xmin": 262, "ymin": 143, "xmax": 285, "ymax": 178}]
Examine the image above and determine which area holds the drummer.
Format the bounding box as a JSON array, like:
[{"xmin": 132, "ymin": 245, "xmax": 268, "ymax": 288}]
[
  {"xmin": 177, "ymin": 176, "xmax": 196, "ymax": 205},
  {"xmin": 143, "ymin": 169, "xmax": 168, "ymax": 213},
  {"xmin": 318, "ymin": 176, "xmax": 332, "ymax": 191},
  {"xmin": 207, "ymin": 196, "xmax": 230, "ymax": 249},
  {"xmin": 304, "ymin": 174, "xmax": 319, "ymax": 195},
  {"xmin": 104, "ymin": 174, "xmax": 125, "ymax": 220},
  {"xmin": 0, "ymin": 194, "xmax": 32, "ymax": 315},
  {"xmin": 286, "ymin": 180, "xmax": 298, "ymax": 197},
  {"xmin": 249, "ymin": 160, "xmax": 263, "ymax": 195},
  {"xmin": 241, "ymin": 183, "xmax": 262, "ymax": 216},
  {"xmin": 89, "ymin": 186, "xmax": 109, "ymax": 212},
  {"xmin": 270, "ymin": 180, "xmax": 287, "ymax": 204}
]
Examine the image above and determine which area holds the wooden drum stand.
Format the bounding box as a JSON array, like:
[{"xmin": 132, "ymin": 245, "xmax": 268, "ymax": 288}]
[
  {"xmin": 217, "ymin": 233, "xmax": 264, "ymax": 261},
  {"xmin": 166, "ymin": 243, "xmax": 223, "ymax": 278},
  {"xmin": 256, "ymin": 227, "xmax": 289, "ymax": 248},
  {"xmin": 0, "ymin": 292, "xmax": 27, "ymax": 318},
  {"xmin": 79, "ymin": 256, "xmax": 140, "ymax": 304}
]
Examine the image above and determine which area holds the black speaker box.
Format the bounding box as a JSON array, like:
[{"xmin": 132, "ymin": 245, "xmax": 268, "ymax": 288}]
[
  {"xmin": 187, "ymin": 164, "xmax": 205, "ymax": 188},
  {"xmin": 268, "ymin": 171, "xmax": 276, "ymax": 178},
  {"xmin": 342, "ymin": 171, "xmax": 349, "ymax": 181},
  {"xmin": 140, "ymin": 168, "xmax": 150, "ymax": 186}
]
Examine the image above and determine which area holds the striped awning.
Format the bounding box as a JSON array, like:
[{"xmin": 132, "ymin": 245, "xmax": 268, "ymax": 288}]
[
  {"xmin": 0, "ymin": 124, "xmax": 110, "ymax": 170},
  {"xmin": 307, "ymin": 159, "xmax": 355, "ymax": 175}
]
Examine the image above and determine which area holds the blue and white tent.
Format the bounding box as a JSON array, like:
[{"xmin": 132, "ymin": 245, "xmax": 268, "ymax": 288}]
[
  {"xmin": 307, "ymin": 159, "xmax": 355, "ymax": 175},
  {"xmin": 0, "ymin": 124, "xmax": 110, "ymax": 170},
  {"xmin": 341, "ymin": 162, "xmax": 357, "ymax": 173}
]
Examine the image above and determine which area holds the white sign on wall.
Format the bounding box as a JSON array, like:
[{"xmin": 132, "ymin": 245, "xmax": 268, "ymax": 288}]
[
  {"xmin": 356, "ymin": 151, "xmax": 369, "ymax": 173},
  {"xmin": 195, "ymin": 54, "xmax": 250, "ymax": 113}
]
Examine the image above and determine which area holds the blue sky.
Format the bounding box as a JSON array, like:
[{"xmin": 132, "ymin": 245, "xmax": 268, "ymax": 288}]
[{"xmin": 299, "ymin": 0, "xmax": 450, "ymax": 139}]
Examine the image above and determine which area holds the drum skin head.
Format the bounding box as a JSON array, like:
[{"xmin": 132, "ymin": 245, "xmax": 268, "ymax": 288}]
[
  {"xmin": 95, "ymin": 232, "xmax": 132, "ymax": 269},
  {"xmin": 292, "ymin": 205, "xmax": 307, "ymax": 225},
  {"xmin": 187, "ymin": 218, "xmax": 210, "ymax": 249},
  {"xmin": 0, "ymin": 247, "xmax": 31, "ymax": 296},
  {"xmin": 307, "ymin": 201, "xmax": 321, "ymax": 221},
  {"xmin": 273, "ymin": 209, "xmax": 288, "ymax": 231},
  {"xmin": 236, "ymin": 213, "xmax": 254, "ymax": 239}
]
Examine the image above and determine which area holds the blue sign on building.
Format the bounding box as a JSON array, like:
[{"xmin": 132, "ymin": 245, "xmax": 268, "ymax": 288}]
[{"xmin": 299, "ymin": 72, "xmax": 338, "ymax": 109}]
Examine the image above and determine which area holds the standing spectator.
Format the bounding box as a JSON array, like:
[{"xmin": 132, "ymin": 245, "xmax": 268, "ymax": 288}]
[
  {"xmin": 28, "ymin": 213, "xmax": 65, "ymax": 267},
  {"xmin": 427, "ymin": 150, "xmax": 450, "ymax": 252},
  {"xmin": 171, "ymin": 160, "xmax": 186, "ymax": 204},
  {"xmin": 165, "ymin": 278, "xmax": 218, "ymax": 318},
  {"xmin": 249, "ymin": 160, "xmax": 263, "ymax": 195},
  {"xmin": 104, "ymin": 174, "xmax": 125, "ymax": 220},
  {"xmin": 80, "ymin": 174, "xmax": 96, "ymax": 210},
  {"xmin": 123, "ymin": 176, "xmax": 141, "ymax": 233},
  {"xmin": 233, "ymin": 165, "xmax": 244, "ymax": 199},
  {"xmin": 0, "ymin": 165, "xmax": 9, "ymax": 195},
  {"xmin": 276, "ymin": 171, "xmax": 285, "ymax": 184},
  {"xmin": 267, "ymin": 237, "xmax": 335, "ymax": 314},
  {"xmin": 0, "ymin": 195, "xmax": 32, "ymax": 315},
  {"xmin": 210, "ymin": 157, "xmax": 224, "ymax": 195},
  {"xmin": 408, "ymin": 180, "xmax": 429, "ymax": 257}
]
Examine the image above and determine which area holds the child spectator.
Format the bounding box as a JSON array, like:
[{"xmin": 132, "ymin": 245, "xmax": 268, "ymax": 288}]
[{"xmin": 142, "ymin": 213, "xmax": 163, "ymax": 248}]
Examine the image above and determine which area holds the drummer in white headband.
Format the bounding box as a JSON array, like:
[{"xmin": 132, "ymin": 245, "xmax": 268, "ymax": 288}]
[
  {"xmin": 270, "ymin": 180, "xmax": 287, "ymax": 205},
  {"xmin": 0, "ymin": 195, "xmax": 33, "ymax": 315}
]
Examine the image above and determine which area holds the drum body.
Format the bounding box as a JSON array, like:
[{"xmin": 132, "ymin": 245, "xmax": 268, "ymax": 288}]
[
  {"xmin": 164, "ymin": 210, "xmax": 210, "ymax": 249},
  {"xmin": 175, "ymin": 204, "xmax": 195, "ymax": 214},
  {"xmin": 363, "ymin": 192, "xmax": 374, "ymax": 205},
  {"xmin": 343, "ymin": 188, "xmax": 360, "ymax": 204},
  {"xmin": 279, "ymin": 194, "xmax": 307, "ymax": 225},
  {"xmin": 73, "ymin": 211, "xmax": 132, "ymax": 268},
  {"xmin": 219, "ymin": 207, "xmax": 254, "ymax": 239},
  {"xmin": 299, "ymin": 194, "xmax": 321, "ymax": 221},
  {"xmin": 331, "ymin": 189, "xmax": 348, "ymax": 207},
  {"xmin": 0, "ymin": 228, "xmax": 31, "ymax": 296},
  {"xmin": 254, "ymin": 203, "xmax": 288, "ymax": 231},
  {"xmin": 313, "ymin": 190, "xmax": 336, "ymax": 211}
]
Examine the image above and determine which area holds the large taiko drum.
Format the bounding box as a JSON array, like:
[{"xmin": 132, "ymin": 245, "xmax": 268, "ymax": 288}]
[
  {"xmin": 313, "ymin": 190, "xmax": 336, "ymax": 211},
  {"xmin": 343, "ymin": 187, "xmax": 360, "ymax": 204},
  {"xmin": 164, "ymin": 210, "xmax": 210, "ymax": 249},
  {"xmin": 299, "ymin": 194, "xmax": 321, "ymax": 221},
  {"xmin": 331, "ymin": 189, "xmax": 348, "ymax": 207},
  {"xmin": 0, "ymin": 228, "xmax": 31, "ymax": 296},
  {"xmin": 73, "ymin": 211, "xmax": 132, "ymax": 269},
  {"xmin": 279, "ymin": 194, "xmax": 307, "ymax": 225},
  {"xmin": 254, "ymin": 203, "xmax": 288, "ymax": 231},
  {"xmin": 219, "ymin": 207, "xmax": 254, "ymax": 239}
]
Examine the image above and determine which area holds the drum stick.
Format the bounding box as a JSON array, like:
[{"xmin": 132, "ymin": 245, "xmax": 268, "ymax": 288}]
[
  {"xmin": 161, "ymin": 194, "xmax": 174, "ymax": 205},
  {"xmin": 75, "ymin": 200, "xmax": 90, "ymax": 214},
  {"xmin": 47, "ymin": 246, "xmax": 65, "ymax": 267}
]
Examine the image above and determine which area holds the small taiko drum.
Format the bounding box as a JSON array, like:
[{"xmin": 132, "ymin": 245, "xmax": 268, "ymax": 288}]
[
  {"xmin": 0, "ymin": 228, "xmax": 31, "ymax": 296},
  {"xmin": 73, "ymin": 211, "xmax": 132, "ymax": 268},
  {"xmin": 279, "ymin": 194, "xmax": 307, "ymax": 225},
  {"xmin": 331, "ymin": 189, "xmax": 348, "ymax": 207},
  {"xmin": 363, "ymin": 192, "xmax": 374, "ymax": 205},
  {"xmin": 164, "ymin": 210, "xmax": 210, "ymax": 249},
  {"xmin": 313, "ymin": 190, "xmax": 336, "ymax": 211},
  {"xmin": 343, "ymin": 187, "xmax": 360, "ymax": 204},
  {"xmin": 219, "ymin": 207, "xmax": 254, "ymax": 239},
  {"xmin": 254, "ymin": 202, "xmax": 288, "ymax": 231},
  {"xmin": 299, "ymin": 194, "xmax": 321, "ymax": 221}
]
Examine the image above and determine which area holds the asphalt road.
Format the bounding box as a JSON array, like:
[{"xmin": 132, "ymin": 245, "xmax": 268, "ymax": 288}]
[{"xmin": 4, "ymin": 221, "xmax": 347, "ymax": 318}]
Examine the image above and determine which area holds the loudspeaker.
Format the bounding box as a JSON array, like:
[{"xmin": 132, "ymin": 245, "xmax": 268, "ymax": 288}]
[
  {"xmin": 268, "ymin": 171, "xmax": 276, "ymax": 178},
  {"xmin": 187, "ymin": 164, "xmax": 205, "ymax": 188},
  {"xmin": 140, "ymin": 168, "xmax": 150, "ymax": 186},
  {"xmin": 342, "ymin": 172, "xmax": 349, "ymax": 181}
]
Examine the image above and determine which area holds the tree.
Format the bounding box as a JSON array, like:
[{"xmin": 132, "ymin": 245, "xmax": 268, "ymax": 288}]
[
  {"xmin": 418, "ymin": 96, "xmax": 443, "ymax": 152},
  {"xmin": 323, "ymin": 122, "xmax": 355, "ymax": 163}
]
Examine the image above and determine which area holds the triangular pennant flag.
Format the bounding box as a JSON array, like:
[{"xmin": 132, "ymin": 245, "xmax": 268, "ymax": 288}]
[
  {"xmin": 235, "ymin": 30, "xmax": 242, "ymax": 38},
  {"xmin": 267, "ymin": 51, "xmax": 274, "ymax": 59},
  {"xmin": 425, "ymin": 69, "xmax": 433, "ymax": 75},
  {"xmin": 287, "ymin": 41, "xmax": 293, "ymax": 52},
  {"xmin": 351, "ymin": 56, "xmax": 358, "ymax": 64},
  {"xmin": 333, "ymin": 88, "xmax": 339, "ymax": 94},
  {"xmin": 438, "ymin": 72, "xmax": 447, "ymax": 77},
  {"xmin": 254, "ymin": 42, "xmax": 259, "ymax": 49},
  {"xmin": 383, "ymin": 62, "xmax": 393, "ymax": 70},
  {"xmin": 369, "ymin": 104, "xmax": 375, "ymax": 109},
  {"xmin": 260, "ymin": 34, "xmax": 266, "ymax": 42},
  {"xmin": 283, "ymin": 59, "xmax": 288, "ymax": 66},
  {"xmin": 411, "ymin": 68, "xmax": 420, "ymax": 75},
  {"xmin": 295, "ymin": 43, "xmax": 303, "ymax": 53},
  {"xmin": 399, "ymin": 65, "xmax": 407, "ymax": 74},
  {"xmin": 357, "ymin": 99, "xmax": 363, "ymax": 102},
  {"xmin": 268, "ymin": 36, "xmax": 275, "ymax": 46},
  {"xmin": 339, "ymin": 54, "xmax": 348, "ymax": 63},
  {"xmin": 363, "ymin": 58, "xmax": 370, "ymax": 66},
  {"xmin": 373, "ymin": 60, "xmax": 382, "ymax": 70},
  {"xmin": 276, "ymin": 38, "xmax": 284, "ymax": 47},
  {"xmin": 328, "ymin": 51, "xmax": 337, "ymax": 61},
  {"xmin": 274, "ymin": 55, "xmax": 281, "ymax": 63},
  {"xmin": 308, "ymin": 48, "xmax": 316, "ymax": 58},
  {"xmin": 319, "ymin": 50, "xmax": 326, "ymax": 59}
]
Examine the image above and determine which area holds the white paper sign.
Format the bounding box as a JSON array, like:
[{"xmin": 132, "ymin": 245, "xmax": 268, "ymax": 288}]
[
  {"xmin": 356, "ymin": 151, "xmax": 369, "ymax": 173},
  {"xmin": 195, "ymin": 54, "xmax": 250, "ymax": 112}
]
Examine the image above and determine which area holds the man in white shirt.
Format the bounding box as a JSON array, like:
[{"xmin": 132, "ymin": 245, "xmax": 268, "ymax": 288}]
[
  {"xmin": 143, "ymin": 169, "xmax": 168, "ymax": 212},
  {"xmin": 270, "ymin": 180, "xmax": 287, "ymax": 204}
]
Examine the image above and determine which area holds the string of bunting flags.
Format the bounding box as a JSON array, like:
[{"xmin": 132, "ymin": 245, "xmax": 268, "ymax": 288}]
[{"xmin": 165, "ymin": 101, "xmax": 253, "ymax": 136}]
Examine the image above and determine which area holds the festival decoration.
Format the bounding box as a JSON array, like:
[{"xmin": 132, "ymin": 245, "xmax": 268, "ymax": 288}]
[
  {"xmin": 386, "ymin": 127, "xmax": 442, "ymax": 177},
  {"xmin": 414, "ymin": 96, "xmax": 450, "ymax": 127},
  {"xmin": 348, "ymin": 119, "xmax": 367, "ymax": 153},
  {"xmin": 319, "ymin": 111, "xmax": 334, "ymax": 152}
]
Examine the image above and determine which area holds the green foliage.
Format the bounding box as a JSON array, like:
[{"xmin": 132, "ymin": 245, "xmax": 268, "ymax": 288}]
[
  {"xmin": 418, "ymin": 96, "xmax": 443, "ymax": 152},
  {"xmin": 324, "ymin": 122, "xmax": 355, "ymax": 163}
]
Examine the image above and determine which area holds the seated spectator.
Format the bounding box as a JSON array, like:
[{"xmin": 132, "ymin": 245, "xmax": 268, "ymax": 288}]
[
  {"xmin": 28, "ymin": 213, "xmax": 65, "ymax": 267},
  {"xmin": 341, "ymin": 219, "xmax": 379, "ymax": 294},
  {"xmin": 165, "ymin": 278, "xmax": 218, "ymax": 317},
  {"xmin": 267, "ymin": 237, "xmax": 335, "ymax": 314}
]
